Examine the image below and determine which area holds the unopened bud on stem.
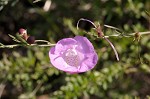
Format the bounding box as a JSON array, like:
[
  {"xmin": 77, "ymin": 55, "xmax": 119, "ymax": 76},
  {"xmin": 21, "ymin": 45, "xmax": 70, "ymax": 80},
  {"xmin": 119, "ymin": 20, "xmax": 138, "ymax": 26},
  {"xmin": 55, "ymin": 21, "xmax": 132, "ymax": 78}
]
[
  {"xmin": 18, "ymin": 28, "xmax": 28, "ymax": 40},
  {"xmin": 19, "ymin": 28, "xmax": 27, "ymax": 35},
  {"xmin": 27, "ymin": 36, "xmax": 35, "ymax": 44}
]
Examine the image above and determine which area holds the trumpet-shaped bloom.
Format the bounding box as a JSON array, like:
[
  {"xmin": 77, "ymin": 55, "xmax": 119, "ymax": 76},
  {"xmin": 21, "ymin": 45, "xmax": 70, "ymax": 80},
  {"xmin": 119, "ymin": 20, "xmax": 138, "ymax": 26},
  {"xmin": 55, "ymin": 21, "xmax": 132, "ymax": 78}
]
[{"xmin": 49, "ymin": 36, "xmax": 98, "ymax": 74}]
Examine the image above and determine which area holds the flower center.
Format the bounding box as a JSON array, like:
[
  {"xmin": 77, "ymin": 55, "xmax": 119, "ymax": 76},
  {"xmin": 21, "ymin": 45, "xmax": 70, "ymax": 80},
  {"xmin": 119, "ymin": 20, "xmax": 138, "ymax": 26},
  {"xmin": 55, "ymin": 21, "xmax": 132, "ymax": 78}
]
[{"xmin": 63, "ymin": 48, "xmax": 80, "ymax": 67}]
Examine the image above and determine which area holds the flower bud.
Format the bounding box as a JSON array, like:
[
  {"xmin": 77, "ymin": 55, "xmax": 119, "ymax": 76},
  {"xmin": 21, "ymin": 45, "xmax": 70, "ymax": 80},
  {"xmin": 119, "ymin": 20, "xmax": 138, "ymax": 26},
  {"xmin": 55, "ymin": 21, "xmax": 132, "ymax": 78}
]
[
  {"xmin": 27, "ymin": 36, "xmax": 35, "ymax": 44},
  {"xmin": 19, "ymin": 28, "xmax": 27, "ymax": 35},
  {"xmin": 18, "ymin": 28, "xmax": 28, "ymax": 40}
]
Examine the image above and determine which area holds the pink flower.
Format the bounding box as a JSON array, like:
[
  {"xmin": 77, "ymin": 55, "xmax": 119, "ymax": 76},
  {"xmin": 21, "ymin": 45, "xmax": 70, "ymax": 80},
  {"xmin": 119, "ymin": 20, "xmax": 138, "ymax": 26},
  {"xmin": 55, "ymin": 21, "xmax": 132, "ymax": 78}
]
[{"xmin": 49, "ymin": 36, "xmax": 98, "ymax": 74}]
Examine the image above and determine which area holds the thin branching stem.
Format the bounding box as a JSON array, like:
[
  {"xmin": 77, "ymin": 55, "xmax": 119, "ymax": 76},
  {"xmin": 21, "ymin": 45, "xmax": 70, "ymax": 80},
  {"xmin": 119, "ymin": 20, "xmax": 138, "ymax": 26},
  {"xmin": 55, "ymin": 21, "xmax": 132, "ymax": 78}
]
[
  {"xmin": 103, "ymin": 37, "xmax": 119, "ymax": 61},
  {"xmin": 35, "ymin": 40, "xmax": 52, "ymax": 44},
  {"xmin": 0, "ymin": 44, "xmax": 22, "ymax": 48},
  {"xmin": 29, "ymin": 43, "xmax": 56, "ymax": 47},
  {"xmin": 77, "ymin": 18, "xmax": 150, "ymax": 51},
  {"xmin": 104, "ymin": 31, "xmax": 150, "ymax": 38},
  {"xmin": 77, "ymin": 18, "xmax": 97, "ymax": 30},
  {"xmin": 128, "ymin": 31, "xmax": 150, "ymax": 36},
  {"xmin": 0, "ymin": 43, "xmax": 56, "ymax": 48}
]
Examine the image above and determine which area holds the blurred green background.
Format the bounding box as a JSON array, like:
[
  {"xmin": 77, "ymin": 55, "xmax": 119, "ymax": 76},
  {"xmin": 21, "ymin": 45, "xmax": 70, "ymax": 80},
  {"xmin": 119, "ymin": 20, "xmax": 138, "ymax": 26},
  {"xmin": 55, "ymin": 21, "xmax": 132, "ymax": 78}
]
[{"xmin": 0, "ymin": 0, "xmax": 150, "ymax": 99}]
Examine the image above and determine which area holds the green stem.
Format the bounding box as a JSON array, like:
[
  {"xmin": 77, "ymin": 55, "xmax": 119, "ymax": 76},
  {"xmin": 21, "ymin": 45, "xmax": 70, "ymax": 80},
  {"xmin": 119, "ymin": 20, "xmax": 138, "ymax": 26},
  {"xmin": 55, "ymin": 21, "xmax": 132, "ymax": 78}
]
[
  {"xmin": 35, "ymin": 40, "xmax": 51, "ymax": 44},
  {"xmin": 0, "ymin": 31, "xmax": 149, "ymax": 49},
  {"xmin": 104, "ymin": 31, "xmax": 150, "ymax": 38},
  {"xmin": 128, "ymin": 31, "xmax": 150, "ymax": 36},
  {"xmin": 0, "ymin": 44, "xmax": 22, "ymax": 48},
  {"xmin": 0, "ymin": 43, "xmax": 56, "ymax": 48},
  {"xmin": 30, "ymin": 44, "xmax": 56, "ymax": 47}
]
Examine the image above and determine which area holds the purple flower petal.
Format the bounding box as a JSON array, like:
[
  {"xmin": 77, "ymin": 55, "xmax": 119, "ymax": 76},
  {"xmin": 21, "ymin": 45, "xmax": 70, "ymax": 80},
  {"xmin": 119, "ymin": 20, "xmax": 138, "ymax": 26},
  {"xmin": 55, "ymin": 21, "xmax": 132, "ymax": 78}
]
[
  {"xmin": 74, "ymin": 36, "xmax": 95, "ymax": 54},
  {"xmin": 49, "ymin": 36, "xmax": 98, "ymax": 74},
  {"xmin": 54, "ymin": 38, "xmax": 77, "ymax": 54}
]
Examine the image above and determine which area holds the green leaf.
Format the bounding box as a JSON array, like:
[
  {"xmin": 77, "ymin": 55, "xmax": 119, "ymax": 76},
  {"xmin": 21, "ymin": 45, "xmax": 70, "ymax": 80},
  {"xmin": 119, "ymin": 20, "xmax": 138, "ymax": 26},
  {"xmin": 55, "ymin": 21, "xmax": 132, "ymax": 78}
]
[
  {"xmin": 8, "ymin": 34, "xmax": 21, "ymax": 43},
  {"xmin": 16, "ymin": 34, "xmax": 28, "ymax": 44}
]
